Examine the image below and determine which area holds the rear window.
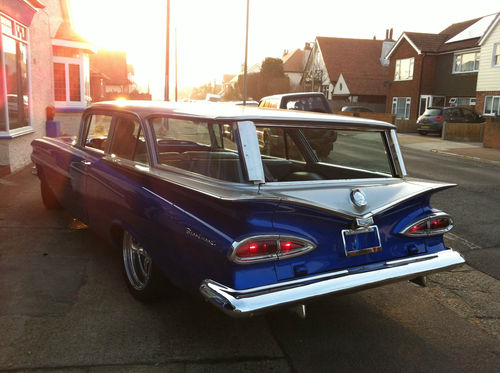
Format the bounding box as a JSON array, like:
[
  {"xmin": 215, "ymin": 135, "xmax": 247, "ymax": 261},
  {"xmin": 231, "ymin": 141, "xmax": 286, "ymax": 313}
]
[
  {"xmin": 282, "ymin": 96, "xmax": 329, "ymax": 113},
  {"xmin": 257, "ymin": 126, "xmax": 393, "ymax": 182},
  {"xmin": 423, "ymin": 108, "xmax": 442, "ymax": 116}
]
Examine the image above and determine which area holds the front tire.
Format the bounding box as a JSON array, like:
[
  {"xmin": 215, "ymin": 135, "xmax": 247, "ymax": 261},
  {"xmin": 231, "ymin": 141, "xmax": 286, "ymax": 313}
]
[{"xmin": 122, "ymin": 231, "xmax": 161, "ymax": 301}]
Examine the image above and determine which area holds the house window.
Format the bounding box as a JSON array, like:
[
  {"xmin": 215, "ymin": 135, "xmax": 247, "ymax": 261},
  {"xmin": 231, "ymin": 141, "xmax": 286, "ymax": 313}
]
[
  {"xmin": 453, "ymin": 51, "xmax": 480, "ymax": 73},
  {"xmin": 484, "ymin": 96, "xmax": 500, "ymax": 116},
  {"xmin": 493, "ymin": 44, "xmax": 500, "ymax": 67},
  {"xmin": 392, "ymin": 97, "xmax": 411, "ymax": 119},
  {"xmin": 53, "ymin": 46, "xmax": 85, "ymax": 107},
  {"xmin": 0, "ymin": 14, "xmax": 30, "ymax": 134},
  {"xmin": 394, "ymin": 58, "xmax": 414, "ymax": 81}
]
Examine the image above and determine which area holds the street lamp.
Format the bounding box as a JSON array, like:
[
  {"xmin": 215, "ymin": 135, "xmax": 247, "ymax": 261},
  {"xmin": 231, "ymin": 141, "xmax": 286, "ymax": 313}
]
[{"xmin": 243, "ymin": 0, "xmax": 249, "ymax": 105}]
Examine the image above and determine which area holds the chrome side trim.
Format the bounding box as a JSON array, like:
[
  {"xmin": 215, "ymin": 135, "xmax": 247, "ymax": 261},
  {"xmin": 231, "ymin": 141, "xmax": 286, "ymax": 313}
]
[{"xmin": 200, "ymin": 249, "xmax": 465, "ymax": 316}]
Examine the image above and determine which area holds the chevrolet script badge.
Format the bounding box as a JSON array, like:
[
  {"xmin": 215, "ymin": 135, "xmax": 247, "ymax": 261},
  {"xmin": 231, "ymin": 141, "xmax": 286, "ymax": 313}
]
[{"xmin": 350, "ymin": 189, "xmax": 367, "ymax": 207}]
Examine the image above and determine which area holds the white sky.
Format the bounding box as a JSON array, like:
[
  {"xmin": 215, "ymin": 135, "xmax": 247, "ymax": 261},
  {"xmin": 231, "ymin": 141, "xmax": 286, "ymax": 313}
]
[{"xmin": 68, "ymin": 0, "xmax": 498, "ymax": 99}]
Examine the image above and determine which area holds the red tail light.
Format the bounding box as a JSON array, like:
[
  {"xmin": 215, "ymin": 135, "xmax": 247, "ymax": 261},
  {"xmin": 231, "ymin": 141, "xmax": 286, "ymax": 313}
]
[
  {"xmin": 401, "ymin": 213, "xmax": 454, "ymax": 237},
  {"xmin": 230, "ymin": 235, "xmax": 316, "ymax": 264},
  {"xmin": 434, "ymin": 116, "xmax": 443, "ymax": 122}
]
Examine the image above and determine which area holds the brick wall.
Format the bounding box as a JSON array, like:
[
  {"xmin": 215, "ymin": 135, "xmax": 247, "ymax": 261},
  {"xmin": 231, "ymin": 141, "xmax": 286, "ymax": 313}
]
[
  {"xmin": 476, "ymin": 91, "xmax": 500, "ymax": 116},
  {"xmin": 385, "ymin": 39, "xmax": 421, "ymax": 120},
  {"xmin": 483, "ymin": 118, "xmax": 500, "ymax": 149}
]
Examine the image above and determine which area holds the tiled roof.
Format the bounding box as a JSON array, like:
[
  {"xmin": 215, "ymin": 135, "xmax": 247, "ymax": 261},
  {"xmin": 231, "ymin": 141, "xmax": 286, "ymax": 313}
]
[
  {"xmin": 282, "ymin": 49, "xmax": 304, "ymax": 72},
  {"xmin": 316, "ymin": 37, "xmax": 389, "ymax": 96},
  {"xmin": 402, "ymin": 16, "xmax": 489, "ymax": 54}
]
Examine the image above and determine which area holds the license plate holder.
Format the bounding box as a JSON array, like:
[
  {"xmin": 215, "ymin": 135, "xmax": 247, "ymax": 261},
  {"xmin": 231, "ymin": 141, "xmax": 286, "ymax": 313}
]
[
  {"xmin": 421, "ymin": 125, "xmax": 430, "ymax": 128},
  {"xmin": 342, "ymin": 226, "xmax": 382, "ymax": 257}
]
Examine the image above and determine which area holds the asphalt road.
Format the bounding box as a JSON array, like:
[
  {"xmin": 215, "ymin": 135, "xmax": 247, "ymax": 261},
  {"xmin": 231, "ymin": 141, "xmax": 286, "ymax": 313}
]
[
  {"xmin": 401, "ymin": 146, "xmax": 500, "ymax": 279},
  {"xmin": 1, "ymin": 166, "xmax": 499, "ymax": 372}
]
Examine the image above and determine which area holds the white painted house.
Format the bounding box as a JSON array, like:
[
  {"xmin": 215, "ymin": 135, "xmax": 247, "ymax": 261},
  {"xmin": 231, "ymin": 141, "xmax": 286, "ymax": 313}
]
[{"xmin": 476, "ymin": 13, "xmax": 500, "ymax": 117}]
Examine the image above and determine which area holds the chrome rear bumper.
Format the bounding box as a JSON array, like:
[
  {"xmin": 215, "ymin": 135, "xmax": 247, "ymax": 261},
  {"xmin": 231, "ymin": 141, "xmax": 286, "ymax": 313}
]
[{"xmin": 200, "ymin": 249, "xmax": 465, "ymax": 316}]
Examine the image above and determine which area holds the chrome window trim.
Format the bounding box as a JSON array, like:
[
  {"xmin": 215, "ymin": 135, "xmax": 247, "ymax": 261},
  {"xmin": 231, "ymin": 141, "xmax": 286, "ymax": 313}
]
[
  {"xmin": 390, "ymin": 129, "xmax": 407, "ymax": 176},
  {"xmin": 229, "ymin": 234, "xmax": 317, "ymax": 265},
  {"xmin": 399, "ymin": 212, "xmax": 454, "ymax": 237},
  {"xmin": 237, "ymin": 120, "xmax": 265, "ymax": 184}
]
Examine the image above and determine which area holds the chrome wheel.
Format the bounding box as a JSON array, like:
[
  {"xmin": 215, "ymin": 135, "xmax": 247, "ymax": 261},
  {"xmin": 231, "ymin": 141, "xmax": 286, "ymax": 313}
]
[{"xmin": 123, "ymin": 231, "xmax": 152, "ymax": 291}]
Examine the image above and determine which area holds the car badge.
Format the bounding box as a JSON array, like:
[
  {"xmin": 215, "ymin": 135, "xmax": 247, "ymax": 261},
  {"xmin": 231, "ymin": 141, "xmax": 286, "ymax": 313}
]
[
  {"xmin": 356, "ymin": 216, "xmax": 374, "ymax": 227},
  {"xmin": 350, "ymin": 189, "xmax": 367, "ymax": 207}
]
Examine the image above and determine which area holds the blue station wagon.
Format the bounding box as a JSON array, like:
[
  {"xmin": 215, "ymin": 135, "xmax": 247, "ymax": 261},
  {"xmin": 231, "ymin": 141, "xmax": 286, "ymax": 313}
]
[{"xmin": 31, "ymin": 101, "xmax": 464, "ymax": 317}]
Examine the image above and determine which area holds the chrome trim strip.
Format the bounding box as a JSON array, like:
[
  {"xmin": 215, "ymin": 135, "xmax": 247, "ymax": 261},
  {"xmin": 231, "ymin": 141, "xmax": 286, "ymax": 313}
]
[
  {"xmin": 390, "ymin": 130, "xmax": 407, "ymax": 176},
  {"xmin": 200, "ymin": 249, "xmax": 465, "ymax": 316},
  {"xmin": 237, "ymin": 121, "xmax": 265, "ymax": 184}
]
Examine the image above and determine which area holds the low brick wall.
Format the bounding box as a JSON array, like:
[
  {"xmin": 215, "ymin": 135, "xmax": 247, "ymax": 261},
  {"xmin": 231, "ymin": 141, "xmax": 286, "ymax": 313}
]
[
  {"xmin": 395, "ymin": 119, "xmax": 418, "ymax": 133},
  {"xmin": 442, "ymin": 122, "xmax": 483, "ymax": 142},
  {"xmin": 483, "ymin": 119, "xmax": 500, "ymax": 149},
  {"xmin": 333, "ymin": 111, "xmax": 396, "ymax": 124}
]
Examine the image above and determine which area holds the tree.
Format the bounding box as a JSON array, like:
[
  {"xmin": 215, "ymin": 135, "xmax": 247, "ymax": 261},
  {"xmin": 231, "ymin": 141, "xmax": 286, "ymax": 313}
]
[{"xmin": 258, "ymin": 57, "xmax": 289, "ymax": 98}]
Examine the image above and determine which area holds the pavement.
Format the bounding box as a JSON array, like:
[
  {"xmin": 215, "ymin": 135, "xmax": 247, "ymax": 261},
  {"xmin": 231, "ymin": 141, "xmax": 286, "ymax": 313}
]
[
  {"xmin": 0, "ymin": 134, "xmax": 499, "ymax": 371},
  {"xmin": 396, "ymin": 132, "xmax": 500, "ymax": 165}
]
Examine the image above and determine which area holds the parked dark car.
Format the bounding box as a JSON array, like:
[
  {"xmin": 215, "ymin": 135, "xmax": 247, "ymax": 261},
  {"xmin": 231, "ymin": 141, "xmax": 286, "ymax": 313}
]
[
  {"xmin": 259, "ymin": 92, "xmax": 335, "ymax": 159},
  {"xmin": 31, "ymin": 101, "xmax": 464, "ymax": 317},
  {"xmin": 259, "ymin": 92, "xmax": 332, "ymax": 113},
  {"xmin": 341, "ymin": 106, "xmax": 373, "ymax": 113},
  {"xmin": 417, "ymin": 106, "xmax": 485, "ymax": 135}
]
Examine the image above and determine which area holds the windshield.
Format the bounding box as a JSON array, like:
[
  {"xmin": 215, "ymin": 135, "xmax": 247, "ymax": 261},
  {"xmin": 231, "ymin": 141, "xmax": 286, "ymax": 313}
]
[{"xmin": 423, "ymin": 108, "xmax": 442, "ymax": 116}]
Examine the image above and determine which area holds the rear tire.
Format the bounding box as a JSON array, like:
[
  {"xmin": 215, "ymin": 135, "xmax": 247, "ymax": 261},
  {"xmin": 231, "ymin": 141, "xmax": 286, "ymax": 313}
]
[
  {"xmin": 122, "ymin": 230, "xmax": 162, "ymax": 301},
  {"xmin": 39, "ymin": 170, "xmax": 62, "ymax": 210}
]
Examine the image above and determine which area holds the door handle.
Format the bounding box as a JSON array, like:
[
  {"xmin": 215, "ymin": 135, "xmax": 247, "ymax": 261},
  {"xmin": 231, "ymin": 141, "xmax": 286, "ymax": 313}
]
[{"xmin": 81, "ymin": 160, "xmax": 92, "ymax": 166}]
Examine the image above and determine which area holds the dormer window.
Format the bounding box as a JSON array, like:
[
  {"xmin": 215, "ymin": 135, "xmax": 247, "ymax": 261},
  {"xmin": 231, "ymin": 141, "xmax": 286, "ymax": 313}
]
[
  {"xmin": 453, "ymin": 51, "xmax": 480, "ymax": 73},
  {"xmin": 394, "ymin": 58, "xmax": 414, "ymax": 81}
]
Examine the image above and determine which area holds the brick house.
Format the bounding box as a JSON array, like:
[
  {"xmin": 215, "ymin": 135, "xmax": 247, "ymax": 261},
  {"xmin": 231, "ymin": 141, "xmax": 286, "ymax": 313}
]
[
  {"xmin": 476, "ymin": 13, "xmax": 500, "ymax": 118},
  {"xmin": 385, "ymin": 14, "xmax": 498, "ymax": 120},
  {"xmin": 0, "ymin": 0, "xmax": 95, "ymax": 175},
  {"xmin": 302, "ymin": 34, "xmax": 395, "ymax": 112}
]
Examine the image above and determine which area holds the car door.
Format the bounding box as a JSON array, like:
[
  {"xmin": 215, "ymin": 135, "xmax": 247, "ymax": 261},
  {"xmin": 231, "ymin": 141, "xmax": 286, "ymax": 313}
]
[
  {"xmin": 84, "ymin": 113, "xmax": 151, "ymax": 235},
  {"xmin": 67, "ymin": 112, "xmax": 113, "ymax": 223}
]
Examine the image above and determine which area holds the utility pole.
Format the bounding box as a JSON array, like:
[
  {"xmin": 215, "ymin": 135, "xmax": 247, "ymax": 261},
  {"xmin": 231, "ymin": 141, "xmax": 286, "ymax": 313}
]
[
  {"xmin": 164, "ymin": 0, "xmax": 170, "ymax": 101},
  {"xmin": 243, "ymin": 0, "xmax": 249, "ymax": 105},
  {"xmin": 175, "ymin": 27, "xmax": 178, "ymax": 101}
]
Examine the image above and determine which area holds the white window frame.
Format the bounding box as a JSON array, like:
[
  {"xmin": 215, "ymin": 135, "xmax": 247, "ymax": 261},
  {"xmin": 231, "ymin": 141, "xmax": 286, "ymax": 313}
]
[
  {"xmin": 452, "ymin": 50, "xmax": 480, "ymax": 74},
  {"xmin": 394, "ymin": 58, "xmax": 414, "ymax": 81},
  {"xmin": 53, "ymin": 53, "xmax": 86, "ymax": 109},
  {"xmin": 483, "ymin": 96, "xmax": 500, "ymax": 117},
  {"xmin": 0, "ymin": 12, "xmax": 33, "ymax": 138},
  {"xmin": 493, "ymin": 44, "xmax": 500, "ymax": 67},
  {"xmin": 392, "ymin": 97, "xmax": 411, "ymax": 119}
]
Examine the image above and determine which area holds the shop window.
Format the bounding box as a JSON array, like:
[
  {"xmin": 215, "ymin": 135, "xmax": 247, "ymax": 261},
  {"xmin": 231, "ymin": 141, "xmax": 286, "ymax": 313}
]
[{"xmin": 0, "ymin": 14, "xmax": 30, "ymax": 135}]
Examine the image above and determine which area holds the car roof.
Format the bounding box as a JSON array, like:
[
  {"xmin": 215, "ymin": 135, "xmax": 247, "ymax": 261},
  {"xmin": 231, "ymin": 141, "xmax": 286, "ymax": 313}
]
[
  {"xmin": 260, "ymin": 92, "xmax": 327, "ymax": 101},
  {"xmin": 87, "ymin": 100, "xmax": 395, "ymax": 130}
]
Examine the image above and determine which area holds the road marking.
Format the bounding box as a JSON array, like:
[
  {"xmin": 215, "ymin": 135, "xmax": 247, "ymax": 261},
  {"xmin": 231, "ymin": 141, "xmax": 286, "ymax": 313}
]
[{"xmin": 445, "ymin": 232, "xmax": 481, "ymax": 250}]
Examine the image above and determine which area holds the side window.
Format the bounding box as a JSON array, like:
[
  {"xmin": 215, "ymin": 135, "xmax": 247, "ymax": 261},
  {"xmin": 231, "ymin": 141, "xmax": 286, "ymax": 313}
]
[
  {"xmin": 151, "ymin": 117, "xmax": 244, "ymax": 182},
  {"xmin": 84, "ymin": 114, "xmax": 112, "ymax": 151},
  {"xmin": 258, "ymin": 127, "xmax": 305, "ymax": 162},
  {"xmin": 109, "ymin": 117, "xmax": 148, "ymax": 164}
]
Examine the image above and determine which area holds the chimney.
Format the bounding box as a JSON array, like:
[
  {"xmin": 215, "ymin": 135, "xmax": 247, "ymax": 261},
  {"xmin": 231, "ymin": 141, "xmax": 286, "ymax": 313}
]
[
  {"xmin": 373, "ymin": 36, "xmax": 376, "ymax": 40},
  {"xmin": 380, "ymin": 28, "xmax": 396, "ymax": 67}
]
